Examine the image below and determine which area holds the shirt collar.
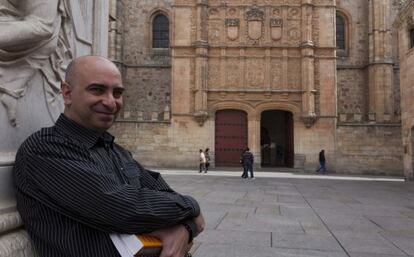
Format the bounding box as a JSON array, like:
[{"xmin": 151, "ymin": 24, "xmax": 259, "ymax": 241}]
[{"xmin": 55, "ymin": 114, "xmax": 115, "ymax": 149}]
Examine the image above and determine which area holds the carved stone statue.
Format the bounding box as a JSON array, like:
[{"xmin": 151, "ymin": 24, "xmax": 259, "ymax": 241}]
[
  {"xmin": 0, "ymin": 0, "xmax": 73, "ymax": 127},
  {"xmin": 0, "ymin": 1, "xmax": 108, "ymax": 256}
]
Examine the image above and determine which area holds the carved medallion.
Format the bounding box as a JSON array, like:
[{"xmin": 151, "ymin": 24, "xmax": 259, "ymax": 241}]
[
  {"xmin": 225, "ymin": 18, "xmax": 240, "ymax": 41},
  {"xmin": 270, "ymin": 18, "xmax": 283, "ymax": 41},
  {"xmin": 246, "ymin": 6, "xmax": 264, "ymax": 40},
  {"xmin": 209, "ymin": 8, "xmax": 219, "ymax": 17}
]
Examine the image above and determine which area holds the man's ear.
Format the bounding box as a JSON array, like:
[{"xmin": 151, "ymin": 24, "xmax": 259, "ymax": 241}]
[{"xmin": 61, "ymin": 81, "xmax": 72, "ymax": 105}]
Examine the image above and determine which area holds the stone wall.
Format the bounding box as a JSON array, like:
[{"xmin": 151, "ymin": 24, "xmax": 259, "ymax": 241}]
[
  {"xmin": 336, "ymin": 125, "xmax": 403, "ymax": 175},
  {"xmin": 337, "ymin": 68, "xmax": 368, "ymax": 121},
  {"xmin": 395, "ymin": 0, "xmax": 414, "ymax": 181},
  {"xmin": 336, "ymin": 0, "xmax": 401, "ymax": 123},
  {"xmin": 119, "ymin": 0, "xmax": 173, "ymax": 121},
  {"xmin": 111, "ymin": 117, "xmax": 214, "ymax": 168},
  {"xmin": 121, "ymin": 67, "xmax": 171, "ymax": 121}
]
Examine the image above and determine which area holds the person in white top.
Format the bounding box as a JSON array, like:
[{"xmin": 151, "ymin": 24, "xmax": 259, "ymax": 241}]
[{"xmin": 199, "ymin": 149, "xmax": 207, "ymax": 173}]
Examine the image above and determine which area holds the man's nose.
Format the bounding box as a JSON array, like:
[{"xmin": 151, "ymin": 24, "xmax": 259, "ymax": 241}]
[{"xmin": 102, "ymin": 93, "xmax": 116, "ymax": 110}]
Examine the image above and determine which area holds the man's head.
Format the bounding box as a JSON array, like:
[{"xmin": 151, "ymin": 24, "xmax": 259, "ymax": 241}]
[{"xmin": 61, "ymin": 56, "xmax": 124, "ymax": 131}]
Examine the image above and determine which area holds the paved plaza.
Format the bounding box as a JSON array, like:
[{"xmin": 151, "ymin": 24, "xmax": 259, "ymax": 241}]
[{"xmin": 157, "ymin": 170, "xmax": 414, "ymax": 257}]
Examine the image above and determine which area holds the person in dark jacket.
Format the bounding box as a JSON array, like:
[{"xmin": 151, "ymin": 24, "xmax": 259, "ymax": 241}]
[
  {"xmin": 316, "ymin": 149, "xmax": 326, "ymax": 174},
  {"xmin": 240, "ymin": 147, "xmax": 254, "ymax": 179}
]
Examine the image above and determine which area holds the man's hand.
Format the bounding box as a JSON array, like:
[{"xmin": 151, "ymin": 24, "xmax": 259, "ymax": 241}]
[
  {"xmin": 193, "ymin": 213, "xmax": 205, "ymax": 238},
  {"xmin": 149, "ymin": 225, "xmax": 192, "ymax": 257}
]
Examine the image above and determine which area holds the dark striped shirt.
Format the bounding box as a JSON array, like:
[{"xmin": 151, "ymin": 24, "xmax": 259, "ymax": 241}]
[{"xmin": 13, "ymin": 114, "xmax": 200, "ymax": 257}]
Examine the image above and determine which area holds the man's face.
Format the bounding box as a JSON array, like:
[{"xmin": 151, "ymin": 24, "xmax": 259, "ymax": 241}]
[{"xmin": 62, "ymin": 57, "xmax": 124, "ymax": 131}]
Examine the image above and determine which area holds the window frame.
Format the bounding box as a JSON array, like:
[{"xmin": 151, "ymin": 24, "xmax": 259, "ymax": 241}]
[
  {"xmin": 151, "ymin": 13, "xmax": 170, "ymax": 50},
  {"xmin": 336, "ymin": 11, "xmax": 350, "ymax": 57}
]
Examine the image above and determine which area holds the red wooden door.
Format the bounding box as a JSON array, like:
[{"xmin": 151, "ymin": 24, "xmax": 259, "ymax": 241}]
[{"xmin": 215, "ymin": 110, "xmax": 247, "ymax": 166}]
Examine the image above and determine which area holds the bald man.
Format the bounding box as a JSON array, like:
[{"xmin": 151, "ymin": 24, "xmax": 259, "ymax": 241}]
[{"xmin": 14, "ymin": 56, "xmax": 204, "ymax": 257}]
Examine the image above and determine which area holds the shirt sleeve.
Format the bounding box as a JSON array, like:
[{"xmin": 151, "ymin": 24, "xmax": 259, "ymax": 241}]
[{"xmin": 15, "ymin": 138, "xmax": 200, "ymax": 234}]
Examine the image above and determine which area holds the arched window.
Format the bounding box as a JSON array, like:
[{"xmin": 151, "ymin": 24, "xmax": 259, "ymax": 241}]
[
  {"xmin": 336, "ymin": 14, "xmax": 346, "ymax": 50},
  {"xmin": 152, "ymin": 14, "xmax": 169, "ymax": 48}
]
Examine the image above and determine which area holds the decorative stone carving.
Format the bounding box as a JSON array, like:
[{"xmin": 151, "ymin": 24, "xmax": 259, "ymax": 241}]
[
  {"xmin": 193, "ymin": 110, "xmax": 209, "ymax": 126},
  {"xmin": 0, "ymin": 0, "xmax": 73, "ymax": 127},
  {"xmin": 227, "ymin": 8, "xmax": 237, "ymax": 16},
  {"xmin": 245, "ymin": 59, "xmax": 264, "ymax": 88},
  {"xmin": 288, "ymin": 28, "xmax": 301, "ymax": 41},
  {"xmin": 208, "ymin": 7, "xmax": 219, "ymax": 17},
  {"xmin": 288, "ymin": 7, "xmax": 301, "ymax": 19},
  {"xmin": 272, "ymin": 7, "xmax": 281, "ymax": 16},
  {"xmin": 226, "ymin": 59, "xmax": 241, "ymax": 87},
  {"xmin": 208, "ymin": 59, "xmax": 221, "ymax": 87},
  {"xmin": 225, "ymin": 18, "xmax": 240, "ymax": 41},
  {"xmin": 208, "ymin": 21, "xmax": 221, "ymax": 43},
  {"xmin": 302, "ymin": 114, "xmax": 317, "ymax": 128},
  {"xmin": 270, "ymin": 18, "xmax": 283, "ymax": 41},
  {"xmin": 271, "ymin": 59, "xmax": 283, "ymax": 88},
  {"xmin": 245, "ymin": 6, "xmax": 264, "ymax": 41}
]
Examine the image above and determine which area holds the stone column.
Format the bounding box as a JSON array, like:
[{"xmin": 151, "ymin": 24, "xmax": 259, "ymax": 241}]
[
  {"xmin": 193, "ymin": 0, "xmax": 209, "ymax": 125},
  {"xmin": 300, "ymin": 0, "xmax": 316, "ymax": 127},
  {"xmin": 368, "ymin": 0, "xmax": 394, "ymax": 122},
  {"xmin": 249, "ymin": 114, "xmax": 261, "ymax": 168}
]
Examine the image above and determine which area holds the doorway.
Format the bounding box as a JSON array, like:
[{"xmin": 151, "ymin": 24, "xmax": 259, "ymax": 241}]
[
  {"xmin": 215, "ymin": 110, "xmax": 247, "ymax": 166},
  {"xmin": 260, "ymin": 110, "xmax": 294, "ymax": 167}
]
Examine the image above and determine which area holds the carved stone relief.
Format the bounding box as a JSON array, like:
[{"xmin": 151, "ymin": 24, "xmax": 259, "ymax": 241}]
[
  {"xmin": 225, "ymin": 59, "xmax": 241, "ymax": 87},
  {"xmin": 208, "ymin": 7, "xmax": 220, "ymax": 17},
  {"xmin": 208, "ymin": 20, "xmax": 221, "ymax": 43},
  {"xmin": 271, "ymin": 59, "xmax": 283, "ymax": 89},
  {"xmin": 270, "ymin": 18, "xmax": 283, "ymax": 41},
  {"xmin": 227, "ymin": 8, "xmax": 238, "ymax": 16},
  {"xmin": 245, "ymin": 59, "xmax": 265, "ymax": 88},
  {"xmin": 225, "ymin": 18, "xmax": 240, "ymax": 41},
  {"xmin": 0, "ymin": 0, "xmax": 73, "ymax": 127},
  {"xmin": 208, "ymin": 59, "xmax": 221, "ymax": 88},
  {"xmin": 245, "ymin": 6, "xmax": 265, "ymax": 43},
  {"xmin": 288, "ymin": 58, "xmax": 301, "ymax": 89},
  {"xmin": 288, "ymin": 7, "xmax": 301, "ymax": 20}
]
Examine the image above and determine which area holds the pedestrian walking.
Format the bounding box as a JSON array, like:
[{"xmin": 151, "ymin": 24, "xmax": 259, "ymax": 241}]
[
  {"xmin": 204, "ymin": 148, "xmax": 211, "ymax": 172},
  {"xmin": 240, "ymin": 147, "xmax": 254, "ymax": 179},
  {"xmin": 199, "ymin": 149, "xmax": 207, "ymax": 173},
  {"xmin": 316, "ymin": 149, "xmax": 326, "ymax": 174}
]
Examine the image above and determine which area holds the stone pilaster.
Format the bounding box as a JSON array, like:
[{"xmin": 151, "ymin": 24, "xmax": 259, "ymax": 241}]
[
  {"xmin": 368, "ymin": 0, "xmax": 394, "ymax": 122},
  {"xmin": 300, "ymin": 0, "xmax": 316, "ymax": 127},
  {"xmin": 193, "ymin": 0, "xmax": 209, "ymax": 125}
]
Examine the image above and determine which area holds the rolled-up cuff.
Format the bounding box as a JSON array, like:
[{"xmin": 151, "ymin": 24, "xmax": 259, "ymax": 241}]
[{"xmin": 183, "ymin": 195, "xmax": 200, "ymax": 217}]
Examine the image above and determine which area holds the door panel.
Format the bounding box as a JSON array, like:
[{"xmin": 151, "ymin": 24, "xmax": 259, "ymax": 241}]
[{"xmin": 215, "ymin": 110, "xmax": 247, "ymax": 166}]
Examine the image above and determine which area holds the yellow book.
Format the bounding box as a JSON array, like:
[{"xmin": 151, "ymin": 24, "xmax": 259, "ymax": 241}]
[
  {"xmin": 110, "ymin": 233, "xmax": 191, "ymax": 257},
  {"xmin": 134, "ymin": 235, "xmax": 162, "ymax": 257},
  {"xmin": 110, "ymin": 233, "xmax": 161, "ymax": 257}
]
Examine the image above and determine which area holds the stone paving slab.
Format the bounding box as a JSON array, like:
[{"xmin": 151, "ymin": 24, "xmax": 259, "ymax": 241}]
[
  {"xmin": 333, "ymin": 231, "xmax": 406, "ymax": 255},
  {"xmin": 159, "ymin": 171, "xmax": 414, "ymax": 257},
  {"xmin": 194, "ymin": 243, "xmax": 349, "ymax": 257},
  {"xmin": 271, "ymin": 232, "xmax": 343, "ymax": 252}
]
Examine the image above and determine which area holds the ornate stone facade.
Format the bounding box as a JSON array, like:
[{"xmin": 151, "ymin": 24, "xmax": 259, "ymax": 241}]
[{"xmin": 110, "ymin": 0, "xmax": 405, "ymax": 177}]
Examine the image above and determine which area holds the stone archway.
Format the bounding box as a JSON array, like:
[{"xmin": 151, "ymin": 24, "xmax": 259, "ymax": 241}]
[{"xmin": 260, "ymin": 110, "xmax": 294, "ymax": 167}]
